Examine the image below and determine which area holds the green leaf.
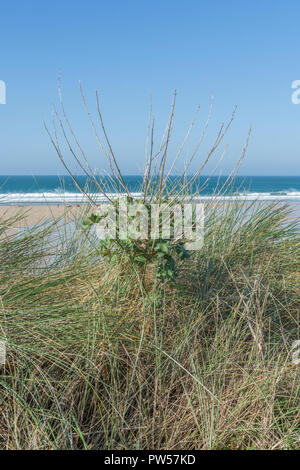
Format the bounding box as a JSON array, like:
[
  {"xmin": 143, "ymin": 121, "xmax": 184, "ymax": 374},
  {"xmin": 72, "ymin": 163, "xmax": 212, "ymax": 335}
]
[
  {"xmin": 134, "ymin": 255, "xmax": 147, "ymax": 264},
  {"xmin": 89, "ymin": 213, "xmax": 103, "ymax": 223},
  {"xmin": 155, "ymin": 241, "xmax": 169, "ymax": 253}
]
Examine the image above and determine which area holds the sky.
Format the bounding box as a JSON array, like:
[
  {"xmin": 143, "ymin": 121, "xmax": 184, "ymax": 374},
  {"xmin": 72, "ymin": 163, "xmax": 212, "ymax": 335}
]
[{"xmin": 0, "ymin": 0, "xmax": 300, "ymax": 175}]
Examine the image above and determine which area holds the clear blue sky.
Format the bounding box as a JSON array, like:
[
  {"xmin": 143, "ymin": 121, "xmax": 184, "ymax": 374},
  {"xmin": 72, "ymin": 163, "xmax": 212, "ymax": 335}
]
[{"xmin": 0, "ymin": 0, "xmax": 299, "ymax": 175}]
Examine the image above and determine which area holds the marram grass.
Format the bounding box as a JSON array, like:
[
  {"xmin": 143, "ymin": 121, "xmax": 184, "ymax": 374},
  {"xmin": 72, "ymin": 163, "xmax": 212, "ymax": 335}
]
[{"xmin": 0, "ymin": 201, "xmax": 299, "ymax": 450}]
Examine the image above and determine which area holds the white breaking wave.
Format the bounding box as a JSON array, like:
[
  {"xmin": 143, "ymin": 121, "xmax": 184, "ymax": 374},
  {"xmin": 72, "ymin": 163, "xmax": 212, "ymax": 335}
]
[
  {"xmin": 0, "ymin": 191, "xmax": 300, "ymax": 204},
  {"xmin": 196, "ymin": 191, "xmax": 300, "ymax": 201},
  {"xmin": 0, "ymin": 192, "xmax": 143, "ymax": 204}
]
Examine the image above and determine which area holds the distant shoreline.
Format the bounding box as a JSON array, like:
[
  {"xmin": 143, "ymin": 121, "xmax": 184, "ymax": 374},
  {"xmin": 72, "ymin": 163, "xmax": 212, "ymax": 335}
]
[{"xmin": 0, "ymin": 175, "xmax": 299, "ymax": 205}]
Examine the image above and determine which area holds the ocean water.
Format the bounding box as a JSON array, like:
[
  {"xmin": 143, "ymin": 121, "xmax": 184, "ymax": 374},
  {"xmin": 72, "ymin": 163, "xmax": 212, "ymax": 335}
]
[{"xmin": 0, "ymin": 175, "xmax": 299, "ymax": 205}]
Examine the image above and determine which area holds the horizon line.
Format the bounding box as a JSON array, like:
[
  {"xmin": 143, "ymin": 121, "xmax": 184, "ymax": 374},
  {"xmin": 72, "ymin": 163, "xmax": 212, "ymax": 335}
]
[{"xmin": 0, "ymin": 174, "xmax": 300, "ymax": 178}]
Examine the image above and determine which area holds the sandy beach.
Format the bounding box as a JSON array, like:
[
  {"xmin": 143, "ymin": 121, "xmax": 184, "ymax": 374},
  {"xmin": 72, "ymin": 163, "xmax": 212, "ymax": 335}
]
[
  {"xmin": 0, "ymin": 205, "xmax": 85, "ymax": 227},
  {"xmin": 0, "ymin": 202, "xmax": 299, "ymax": 228}
]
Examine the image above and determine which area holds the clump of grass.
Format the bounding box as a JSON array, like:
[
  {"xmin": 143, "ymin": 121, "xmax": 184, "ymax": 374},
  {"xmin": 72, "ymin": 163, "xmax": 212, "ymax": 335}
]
[
  {"xmin": 0, "ymin": 200, "xmax": 298, "ymax": 450},
  {"xmin": 0, "ymin": 87, "xmax": 299, "ymax": 450}
]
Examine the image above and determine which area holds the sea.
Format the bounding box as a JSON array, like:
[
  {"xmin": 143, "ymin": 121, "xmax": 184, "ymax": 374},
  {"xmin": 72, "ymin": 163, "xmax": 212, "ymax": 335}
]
[{"xmin": 0, "ymin": 175, "xmax": 299, "ymax": 205}]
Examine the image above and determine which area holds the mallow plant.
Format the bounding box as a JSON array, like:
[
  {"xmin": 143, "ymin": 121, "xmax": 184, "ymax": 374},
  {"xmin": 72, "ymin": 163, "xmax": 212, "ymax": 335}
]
[{"xmin": 45, "ymin": 80, "xmax": 251, "ymax": 284}]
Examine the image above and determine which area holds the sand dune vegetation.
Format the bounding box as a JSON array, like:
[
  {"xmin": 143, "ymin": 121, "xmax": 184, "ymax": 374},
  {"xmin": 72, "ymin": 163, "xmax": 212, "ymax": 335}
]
[{"xmin": 0, "ymin": 90, "xmax": 299, "ymax": 450}]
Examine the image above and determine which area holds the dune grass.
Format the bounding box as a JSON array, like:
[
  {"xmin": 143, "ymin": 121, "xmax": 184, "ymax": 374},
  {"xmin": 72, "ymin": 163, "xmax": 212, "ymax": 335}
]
[
  {"xmin": 0, "ymin": 88, "xmax": 298, "ymax": 449},
  {"xmin": 0, "ymin": 199, "xmax": 299, "ymax": 450}
]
